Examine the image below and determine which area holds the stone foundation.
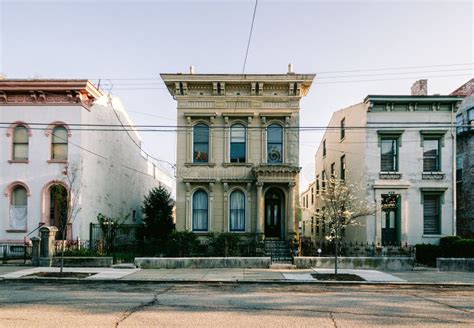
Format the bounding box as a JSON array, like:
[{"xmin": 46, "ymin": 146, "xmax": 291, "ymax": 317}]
[
  {"xmin": 135, "ymin": 257, "xmax": 271, "ymax": 269},
  {"xmin": 294, "ymin": 256, "xmax": 414, "ymax": 271}
]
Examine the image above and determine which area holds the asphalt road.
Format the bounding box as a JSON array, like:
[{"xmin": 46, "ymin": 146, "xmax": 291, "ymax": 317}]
[{"xmin": 0, "ymin": 282, "xmax": 472, "ymax": 327}]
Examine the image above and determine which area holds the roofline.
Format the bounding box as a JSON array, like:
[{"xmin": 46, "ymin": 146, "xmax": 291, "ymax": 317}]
[
  {"xmin": 364, "ymin": 95, "xmax": 464, "ymax": 103},
  {"xmin": 0, "ymin": 79, "xmax": 103, "ymax": 99}
]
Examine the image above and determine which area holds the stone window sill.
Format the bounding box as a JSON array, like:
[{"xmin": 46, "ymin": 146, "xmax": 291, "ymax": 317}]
[
  {"xmin": 222, "ymin": 162, "xmax": 253, "ymax": 167},
  {"xmin": 6, "ymin": 229, "xmax": 27, "ymax": 233},
  {"xmin": 422, "ymin": 234, "xmax": 442, "ymax": 238},
  {"xmin": 48, "ymin": 159, "xmax": 68, "ymax": 164},
  {"xmin": 422, "ymin": 172, "xmax": 445, "ymax": 180},
  {"xmin": 379, "ymin": 172, "xmax": 402, "ymax": 179},
  {"xmin": 185, "ymin": 163, "xmax": 216, "ymax": 167},
  {"xmin": 8, "ymin": 160, "xmax": 29, "ymax": 164}
]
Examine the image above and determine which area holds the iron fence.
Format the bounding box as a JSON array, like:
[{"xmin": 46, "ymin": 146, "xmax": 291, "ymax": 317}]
[
  {"xmin": 299, "ymin": 238, "xmax": 415, "ymax": 257},
  {"xmin": 1, "ymin": 243, "xmax": 32, "ymax": 264}
]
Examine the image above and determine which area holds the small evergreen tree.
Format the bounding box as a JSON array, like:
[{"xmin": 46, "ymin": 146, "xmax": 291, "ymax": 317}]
[{"xmin": 142, "ymin": 186, "xmax": 175, "ymax": 241}]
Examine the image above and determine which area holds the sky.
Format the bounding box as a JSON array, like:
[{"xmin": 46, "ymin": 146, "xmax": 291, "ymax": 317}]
[{"xmin": 1, "ymin": 0, "xmax": 473, "ymax": 191}]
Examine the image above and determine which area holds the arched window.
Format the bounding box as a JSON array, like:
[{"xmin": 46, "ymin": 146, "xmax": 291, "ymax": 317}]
[
  {"xmin": 267, "ymin": 124, "xmax": 283, "ymax": 163},
  {"xmin": 230, "ymin": 190, "xmax": 245, "ymax": 231},
  {"xmin": 12, "ymin": 125, "xmax": 29, "ymax": 161},
  {"xmin": 51, "ymin": 126, "xmax": 68, "ymax": 161},
  {"xmin": 192, "ymin": 190, "xmax": 208, "ymax": 231},
  {"xmin": 193, "ymin": 124, "xmax": 209, "ymax": 163},
  {"xmin": 230, "ymin": 124, "xmax": 246, "ymax": 163},
  {"xmin": 10, "ymin": 185, "xmax": 28, "ymax": 230}
]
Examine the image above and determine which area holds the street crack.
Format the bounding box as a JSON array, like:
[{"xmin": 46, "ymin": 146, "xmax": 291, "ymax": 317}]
[
  {"xmin": 409, "ymin": 293, "xmax": 474, "ymax": 314},
  {"xmin": 115, "ymin": 286, "xmax": 173, "ymax": 327},
  {"xmin": 329, "ymin": 311, "xmax": 338, "ymax": 328}
]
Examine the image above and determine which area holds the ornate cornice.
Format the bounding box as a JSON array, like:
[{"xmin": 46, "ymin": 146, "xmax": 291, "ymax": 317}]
[{"xmin": 0, "ymin": 80, "xmax": 103, "ymax": 110}]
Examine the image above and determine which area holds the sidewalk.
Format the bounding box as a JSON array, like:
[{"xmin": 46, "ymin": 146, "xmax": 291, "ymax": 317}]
[{"xmin": 0, "ymin": 265, "xmax": 473, "ymax": 285}]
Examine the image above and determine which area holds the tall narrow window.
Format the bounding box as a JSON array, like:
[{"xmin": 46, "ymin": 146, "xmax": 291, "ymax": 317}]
[
  {"xmin": 10, "ymin": 185, "xmax": 28, "ymax": 230},
  {"xmin": 267, "ymin": 124, "xmax": 283, "ymax": 163},
  {"xmin": 322, "ymin": 139, "xmax": 326, "ymax": 157},
  {"xmin": 340, "ymin": 118, "xmax": 346, "ymax": 140},
  {"xmin": 12, "ymin": 125, "xmax": 29, "ymax": 161},
  {"xmin": 51, "ymin": 126, "xmax": 68, "ymax": 161},
  {"xmin": 340, "ymin": 155, "xmax": 346, "ymax": 181},
  {"xmin": 423, "ymin": 138, "xmax": 440, "ymax": 172},
  {"xmin": 230, "ymin": 190, "xmax": 245, "ymax": 231},
  {"xmin": 192, "ymin": 190, "xmax": 208, "ymax": 231},
  {"xmin": 193, "ymin": 124, "xmax": 209, "ymax": 163},
  {"xmin": 311, "ymin": 188, "xmax": 314, "ymax": 204},
  {"xmin": 322, "ymin": 171, "xmax": 327, "ymax": 190},
  {"xmin": 330, "ymin": 162, "xmax": 336, "ymax": 178},
  {"xmin": 230, "ymin": 124, "xmax": 246, "ymax": 163},
  {"xmin": 423, "ymin": 194, "xmax": 441, "ymax": 235},
  {"xmin": 380, "ymin": 137, "xmax": 398, "ymax": 171},
  {"xmin": 316, "ymin": 175, "xmax": 320, "ymax": 194}
]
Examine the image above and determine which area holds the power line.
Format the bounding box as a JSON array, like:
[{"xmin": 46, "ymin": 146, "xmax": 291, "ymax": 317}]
[{"xmin": 316, "ymin": 62, "xmax": 474, "ymax": 74}]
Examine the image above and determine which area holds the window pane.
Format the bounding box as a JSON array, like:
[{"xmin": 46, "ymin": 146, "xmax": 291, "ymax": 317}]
[
  {"xmin": 193, "ymin": 143, "xmax": 208, "ymax": 162},
  {"xmin": 13, "ymin": 126, "xmax": 29, "ymax": 143},
  {"xmin": 12, "ymin": 187, "xmax": 27, "ymax": 206},
  {"xmin": 193, "ymin": 190, "xmax": 208, "ymax": 231},
  {"xmin": 381, "ymin": 138, "xmax": 397, "ymax": 171},
  {"xmin": 423, "ymin": 194, "xmax": 440, "ymax": 234},
  {"xmin": 423, "ymin": 139, "xmax": 439, "ymax": 171},
  {"xmin": 13, "ymin": 144, "xmax": 29, "ymax": 160},
  {"xmin": 52, "ymin": 127, "xmax": 68, "ymax": 143},
  {"xmin": 230, "ymin": 143, "xmax": 246, "ymax": 162},
  {"xmin": 230, "ymin": 190, "xmax": 245, "ymax": 231},
  {"xmin": 193, "ymin": 124, "xmax": 209, "ymax": 143},
  {"xmin": 231, "ymin": 124, "xmax": 245, "ymax": 143},
  {"xmin": 267, "ymin": 124, "xmax": 282, "ymax": 143},
  {"xmin": 267, "ymin": 143, "xmax": 282, "ymax": 163},
  {"xmin": 52, "ymin": 144, "xmax": 68, "ymax": 160}
]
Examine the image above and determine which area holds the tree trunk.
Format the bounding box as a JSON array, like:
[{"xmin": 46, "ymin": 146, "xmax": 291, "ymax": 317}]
[
  {"xmin": 334, "ymin": 237, "xmax": 338, "ymax": 275},
  {"xmin": 60, "ymin": 233, "xmax": 65, "ymax": 275}
]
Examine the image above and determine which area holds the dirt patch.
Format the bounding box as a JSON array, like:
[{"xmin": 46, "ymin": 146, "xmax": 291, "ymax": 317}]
[
  {"xmin": 26, "ymin": 272, "xmax": 96, "ymax": 279},
  {"xmin": 311, "ymin": 273, "xmax": 365, "ymax": 281}
]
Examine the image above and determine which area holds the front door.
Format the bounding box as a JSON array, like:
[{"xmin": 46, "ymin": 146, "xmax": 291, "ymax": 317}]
[
  {"xmin": 381, "ymin": 194, "xmax": 400, "ymax": 245},
  {"xmin": 265, "ymin": 188, "xmax": 283, "ymax": 239}
]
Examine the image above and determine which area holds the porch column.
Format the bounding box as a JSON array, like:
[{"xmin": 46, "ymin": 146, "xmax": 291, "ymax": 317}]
[
  {"xmin": 185, "ymin": 183, "xmax": 191, "ymax": 230},
  {"xmin": 256, "ymin": 182, "xmax": 264, "ymax": 234},
  {"xmin": 288, "ymin": 181, "xmax": 296, "ymax": 237}
]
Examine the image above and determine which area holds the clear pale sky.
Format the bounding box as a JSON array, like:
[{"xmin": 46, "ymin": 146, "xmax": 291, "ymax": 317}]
[{"xmin": 1, "ymin": 0, "xmax": 473, "ymax": 191}]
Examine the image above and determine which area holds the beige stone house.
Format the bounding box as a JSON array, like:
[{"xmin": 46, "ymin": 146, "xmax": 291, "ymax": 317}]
[
  {"xmin": 161, "ymin": 70, "xmax": 315, "ymax": 244},
  {"xmin": 299, "ymin": 182, "xmax": 316, "ymax": 238}
]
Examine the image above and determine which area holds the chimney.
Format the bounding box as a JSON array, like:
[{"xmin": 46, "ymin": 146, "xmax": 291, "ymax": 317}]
[
  {"xmin": 189, "ymin": 65, "xmax": 195, "ymax": 74},
  {"xmin": 411, "ymin": 79, "xmax": 428, "ymax": 96},
  {"xmin": 287, "ymin": 63, "xmax": 294, "ymax": 74}
]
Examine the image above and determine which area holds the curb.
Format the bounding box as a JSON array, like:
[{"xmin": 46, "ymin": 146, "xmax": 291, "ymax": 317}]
[{"xmin": 1, "ymin": 277, "xmax": 473, "ymax": 288}]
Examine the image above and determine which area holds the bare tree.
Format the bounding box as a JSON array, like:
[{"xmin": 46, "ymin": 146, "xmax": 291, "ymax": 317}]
[
  {"xmin": 52, "ymin": 163, "xmax": 81, "ymax": 274},
  {"xmin": 316, "ymin": 175, "xmax": 375, "ymax": 275}
]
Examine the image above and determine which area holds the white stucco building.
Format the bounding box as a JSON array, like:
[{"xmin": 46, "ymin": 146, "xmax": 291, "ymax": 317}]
[
  {"xmin": 299, "ymin": 182, "xmax": 315, "ymax": 238},
  {"xmin": 0, "ymin": 79, "xmax": 173, "ymax": 245},
  {"xmin": 313, "ymin": 81, "xmax": 463, "ymax": 245}
]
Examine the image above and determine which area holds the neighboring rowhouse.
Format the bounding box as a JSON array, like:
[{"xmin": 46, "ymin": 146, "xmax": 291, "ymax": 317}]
[
  {"xmin": 452, "ymin": 78, "xmax": 474, "ymax": 238},
  {"xmin": 161, "ymin": 68, "xmax": 315, "ymax": 244},
  {"xmin": 299, "ymin": 182, "xmax": 316, "ymax": 238},
  {"xmin": 313, "ymin": 80, "xmax": 463, "ymax": 246},
  {"xmin": 0, "ymin": 79, "xmax": 172, "ymax": 245}
]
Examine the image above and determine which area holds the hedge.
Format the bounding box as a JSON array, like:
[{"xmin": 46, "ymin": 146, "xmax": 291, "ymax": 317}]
[{"xmin": 415, "ymin": 236, "xmax": 474, "ymax": 267}]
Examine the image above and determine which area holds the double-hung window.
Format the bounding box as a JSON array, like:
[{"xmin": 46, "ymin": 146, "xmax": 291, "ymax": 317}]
[
  {"xmin": 267, "ymin": 124, "xmax": 283, "ymax": 163},
  {"xmin": 12, "ymin": 125, "xmax": 29, "ymax": 161},
  {"xmin": 229, "ymin": 190, "xmax": 245, "ymax": 231},
  {"xmin": 193, "ymin": 124, "xmax": 209, "ymax": 163},
  {"xmin": 192, "ymin": 190, "xmax": 208, "ymax": 231},
  {"xmin": 423, "ymin": 138, "xmax": 440, "ymax": 172},
  {"xmin": 230, "ymin": 124, "xmax": 246, "ymax": 163},
  {"xmin": 423, "ymin": 193, "xmax": 441, "ymax": 235},
  {"xmin": 380, "ymin": 137, "xmax": 398, "ymax": 172}
]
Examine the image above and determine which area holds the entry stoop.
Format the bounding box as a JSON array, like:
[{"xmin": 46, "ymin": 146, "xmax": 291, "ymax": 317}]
[{"xmin": 265, "ymin": 240, "xmax": 293, "ymax": 264}]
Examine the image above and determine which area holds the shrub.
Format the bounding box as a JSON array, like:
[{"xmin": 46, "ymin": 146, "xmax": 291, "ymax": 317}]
[
  {"xmin": 439, "ymin": 236, "xmax": 462, "ymax": 257},
  {"xmin": 208, "ymin": 233, "xmax": 241, "ymax": 257},
  {"xmin": 167, "ymin": 231, "xmax": 200, "ymax": 257},
  {"xmin": 450, "ymin": 239, "xmax": 474, "ymax": 258},
  {"xmin": 415, "ymin": 244, "xmax": 441, "ymax": 267}
]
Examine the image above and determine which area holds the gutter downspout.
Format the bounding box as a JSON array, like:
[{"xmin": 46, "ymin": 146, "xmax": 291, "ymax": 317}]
[{"xmin": 451, "ymin": 104, "xmax": 457, "ymax": 236}]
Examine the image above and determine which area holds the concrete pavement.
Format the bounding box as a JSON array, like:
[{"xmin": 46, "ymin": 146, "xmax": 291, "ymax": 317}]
[{"xmin": 0, "ymin": 265, "xmax": 473, "ymax": 285}]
